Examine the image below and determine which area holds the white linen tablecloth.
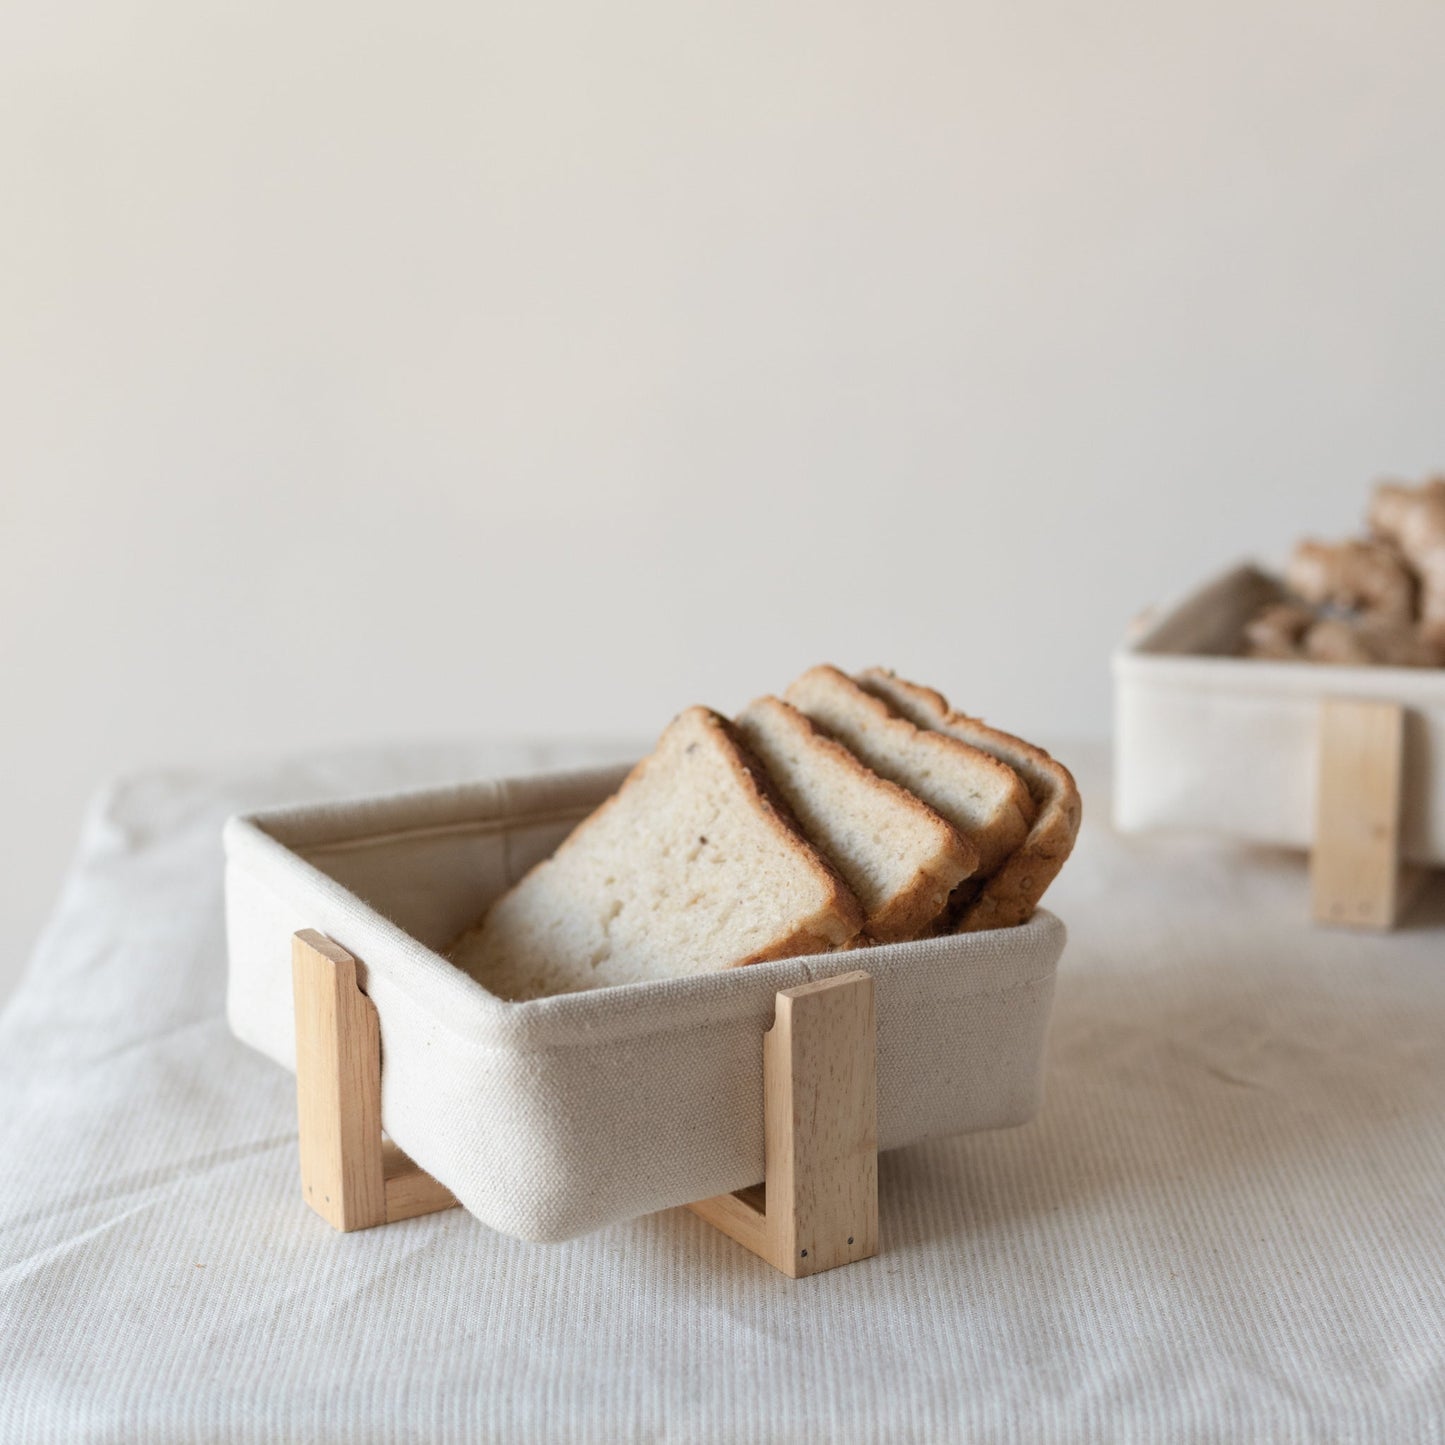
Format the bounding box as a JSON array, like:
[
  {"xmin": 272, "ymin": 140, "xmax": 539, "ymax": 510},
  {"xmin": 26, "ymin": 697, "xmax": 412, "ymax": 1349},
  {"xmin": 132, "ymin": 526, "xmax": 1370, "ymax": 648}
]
[{"xmin": 1, "ymin": 739, "xmax": 1442, "ymax": 1443}]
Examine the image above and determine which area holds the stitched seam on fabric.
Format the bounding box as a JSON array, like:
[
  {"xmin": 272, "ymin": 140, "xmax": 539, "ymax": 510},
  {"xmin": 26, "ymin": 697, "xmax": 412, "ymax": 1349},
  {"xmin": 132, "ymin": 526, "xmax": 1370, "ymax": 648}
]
[
  {"xmin": 291, "ymin": 806, "xmax": 596, "ymax": 857},
  {"xmin": 229, "ymin": 824, "xmax": 1062, "ymax": 1053}
]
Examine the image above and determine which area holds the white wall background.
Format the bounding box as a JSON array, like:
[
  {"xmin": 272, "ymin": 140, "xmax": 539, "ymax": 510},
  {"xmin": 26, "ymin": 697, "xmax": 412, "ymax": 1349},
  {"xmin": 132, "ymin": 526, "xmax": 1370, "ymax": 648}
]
[{"xmin": 3, "ymin": 0, "xmax": 1443, "ymax": 1004}]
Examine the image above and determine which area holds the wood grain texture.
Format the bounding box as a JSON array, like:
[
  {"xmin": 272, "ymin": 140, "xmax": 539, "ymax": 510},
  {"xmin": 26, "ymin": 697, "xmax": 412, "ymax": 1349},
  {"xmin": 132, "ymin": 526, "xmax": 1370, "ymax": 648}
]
[
  {"xmin": 687, "ymin": 1186, "xmax": 769, "ymax": 1259},
  {"xmin": 382, "ymin": 1140, "xmax": 459, "ymax": 1224},
  {"xmin": 687, "ymin": 970, "xmax": 877, "ymax": 1278},
  {"xmin": 291, "ymin": 930, "xmax": 456, "ymax": 1231},
  {"xmin": 1311, "ymin": 698, "xmax": 1405, "ymax": 931}
]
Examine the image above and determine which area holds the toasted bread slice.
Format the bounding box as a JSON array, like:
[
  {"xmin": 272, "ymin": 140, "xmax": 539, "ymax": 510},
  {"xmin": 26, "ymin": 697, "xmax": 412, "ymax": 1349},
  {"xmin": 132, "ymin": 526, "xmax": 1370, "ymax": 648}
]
[
  {"xmin": 858, "ymin": 668, "xmax": 1081, "ymax": 932},
  {"xmin": 449, "ymin": 707, "xmax": 864, "ymax": 1001},
  {"xmin": 784, "ymin": 666, "xmax": 1034, "ymax": 892},
  {"xmin": 735, "ymin": 695, "xmax": 979, "ymax": 942}
]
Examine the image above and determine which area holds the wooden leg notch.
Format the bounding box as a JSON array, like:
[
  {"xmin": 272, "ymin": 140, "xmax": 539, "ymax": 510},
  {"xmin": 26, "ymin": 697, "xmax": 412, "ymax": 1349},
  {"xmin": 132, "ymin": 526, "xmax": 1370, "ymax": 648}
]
[
  {"xmin": 1311, "ymin": 698, "xmax": 1407, "ymax": 931},
  {"xmin": 292, "ymin": 930, "xmax": 457, "ymax": 1230},
  {"xmin": 687, "ymin": 970, "xmax": 878, "ymax": 1278}
]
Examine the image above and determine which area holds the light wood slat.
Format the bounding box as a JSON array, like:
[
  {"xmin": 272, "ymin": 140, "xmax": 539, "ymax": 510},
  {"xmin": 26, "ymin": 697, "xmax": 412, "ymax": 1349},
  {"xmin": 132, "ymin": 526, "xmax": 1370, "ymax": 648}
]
[
  {"xmin": 382, "ymin": 1140, "xmax": 458, "ymax": 1223},
  {"xmin": 687, "ymin": 970, "xmax": 877, "ymax": 1278},
  {"xmin": 687, "ymin": 1187, "xmax": 769, "ymax": 1258},
  {"xmin": 1311, "ymin": 698, "xmax": 1406, "ymax": 931},
  {"xmin": 292, "ymin": 930, "xmax": 457, "ymax": 1231}
]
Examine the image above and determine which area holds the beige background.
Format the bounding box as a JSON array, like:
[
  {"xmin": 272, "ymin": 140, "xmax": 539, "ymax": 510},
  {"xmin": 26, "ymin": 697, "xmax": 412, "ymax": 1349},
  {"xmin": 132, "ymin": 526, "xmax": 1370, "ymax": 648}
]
[{"xmin": 3, "ymin": 0, "xmax": 1443, "ymax": 1006}]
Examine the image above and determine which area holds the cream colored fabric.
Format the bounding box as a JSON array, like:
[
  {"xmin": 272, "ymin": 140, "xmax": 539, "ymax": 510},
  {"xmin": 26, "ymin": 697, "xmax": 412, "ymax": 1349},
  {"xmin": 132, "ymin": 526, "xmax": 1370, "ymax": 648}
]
[
  {"xmin": 224, "ymin": 767, "xmax": 1062, "ymax": 1242},
  {"xmin": 2, "ymin": 740, "xmax": 1444, "ymax": 1441}
]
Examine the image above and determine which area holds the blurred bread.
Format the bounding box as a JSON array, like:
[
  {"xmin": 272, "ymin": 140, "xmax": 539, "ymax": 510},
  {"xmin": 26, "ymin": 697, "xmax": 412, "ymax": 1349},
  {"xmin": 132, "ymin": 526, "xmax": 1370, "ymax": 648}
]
[{"xmin": 735, "ymin": 695, "xmax": 979, "ymax": 942}]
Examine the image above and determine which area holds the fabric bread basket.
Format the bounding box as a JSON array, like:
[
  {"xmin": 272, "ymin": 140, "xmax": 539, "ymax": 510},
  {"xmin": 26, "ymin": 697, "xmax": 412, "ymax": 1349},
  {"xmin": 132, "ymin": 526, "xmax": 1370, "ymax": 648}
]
[
  {"xmin": 1113, "ymin": 562, "xmax": 1445, "ymax": 864},
  {"xmin": 225, "ymin": 762, "xmax": 1066, "ymax": 1243}
]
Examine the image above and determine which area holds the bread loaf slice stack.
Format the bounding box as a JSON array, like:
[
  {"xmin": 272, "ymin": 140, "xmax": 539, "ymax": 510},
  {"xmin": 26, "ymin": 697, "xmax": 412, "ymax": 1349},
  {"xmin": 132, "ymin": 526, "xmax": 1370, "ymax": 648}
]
[{"xmin": 450, "ymin": 666, "xmax": 1078, "ymax": 1001}]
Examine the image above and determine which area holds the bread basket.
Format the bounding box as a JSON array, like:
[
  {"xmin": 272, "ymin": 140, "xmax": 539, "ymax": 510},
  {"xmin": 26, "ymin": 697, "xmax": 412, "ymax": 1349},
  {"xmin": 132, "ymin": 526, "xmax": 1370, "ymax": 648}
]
[
  {"xmin": 1113, "ymin": 562, "xmax": 1445, "ymax": 867},
  {"xmin": 225, "ymin": 763, "xmax": 1066, "ymax": 1243}
]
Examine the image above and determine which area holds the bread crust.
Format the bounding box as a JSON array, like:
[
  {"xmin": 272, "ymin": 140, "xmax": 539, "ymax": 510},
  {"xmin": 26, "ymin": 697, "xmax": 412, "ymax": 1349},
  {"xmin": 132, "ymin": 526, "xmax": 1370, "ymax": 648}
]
[
  {"xmin": 786, "ymin": 665, "xmax": 1035, "ymax": 883},
  {"xmin": 857, "ymin": 669, "xmax": 1081, "ymax": 932},
  {"xmin": 738, "ymin": 695, "xmax": 979, "ymax": 943},
  {"xmin": 705, "ymin": 708, "xmax": 866, "ymax": 961}
]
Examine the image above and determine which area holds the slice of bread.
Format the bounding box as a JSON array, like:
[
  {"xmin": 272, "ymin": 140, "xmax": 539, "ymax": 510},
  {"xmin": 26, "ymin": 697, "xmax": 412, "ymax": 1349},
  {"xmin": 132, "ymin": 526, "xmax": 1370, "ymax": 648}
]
[
  {"xmin": 735, "ymin": 695, "xmax": 979, "ymax": 942},
  {"xmin": 784, "ymin": 666, "xmax": 1035, "ymax": 891},
  {"xmin": 449, "ymin": 706, "xmax": 865, "ymax": 1001},
  {"xmin": 857, "ymin": 668, "xmax": 1081, "ymax": 932}
]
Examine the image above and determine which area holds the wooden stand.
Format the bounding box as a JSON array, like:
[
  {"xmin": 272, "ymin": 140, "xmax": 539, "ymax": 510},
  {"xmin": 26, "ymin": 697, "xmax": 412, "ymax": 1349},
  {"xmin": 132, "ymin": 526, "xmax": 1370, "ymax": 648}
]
[
  {"xmin": 292, "ymin": 930, "xmax": 458, "ymax": 1229},
  {"xmin": 687, "ymin": 971, "xmax": 878, "ymax": 1278},
  {"xmin": 291, "ymin": 931, "xmax": 879, "ymax": 1277},
  {"xmin": 1311, "ymin": 698, "xmax": 1410, "ymax": 930}
]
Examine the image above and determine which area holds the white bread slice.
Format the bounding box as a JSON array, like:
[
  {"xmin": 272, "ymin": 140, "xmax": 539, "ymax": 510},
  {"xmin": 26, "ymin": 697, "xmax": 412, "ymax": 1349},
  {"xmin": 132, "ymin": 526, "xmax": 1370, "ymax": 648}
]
[
  {"xmin": 784, "ymin": 665, "xmax": 1035, "ymax": 892},
  {"xmin": 858, "ymin": 668, "xmax": 1081, "ymax": 932},
  {"xmin": 735, "ymin": 695, "xmax": 979, "ymax": 942},
  {"xmin": 449, "ymin": 706, "xmax": 865, "ymax": 1001}
]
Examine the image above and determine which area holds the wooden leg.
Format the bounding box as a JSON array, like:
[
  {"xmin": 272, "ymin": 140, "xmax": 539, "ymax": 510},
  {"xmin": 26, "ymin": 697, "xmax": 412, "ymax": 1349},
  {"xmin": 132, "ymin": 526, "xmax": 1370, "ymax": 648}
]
[
  {"xmin": 292, "ymin": 930, "xmax": 458, "ymax": 1230},
  {"xmin": 1311, "ymin": 698, "xmax": 1407, "ymax": 931},
  {"xmin": 687, "ymin": 970, "xmax": 878, "ymax": 1278}
]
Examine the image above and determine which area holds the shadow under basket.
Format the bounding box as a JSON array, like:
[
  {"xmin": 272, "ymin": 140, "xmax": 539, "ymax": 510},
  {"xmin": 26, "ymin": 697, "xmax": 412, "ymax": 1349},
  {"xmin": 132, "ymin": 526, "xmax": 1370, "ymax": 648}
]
[{"xmin": 224, "ymin": 764, "xmax": 1066, "ymax": 1259}]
